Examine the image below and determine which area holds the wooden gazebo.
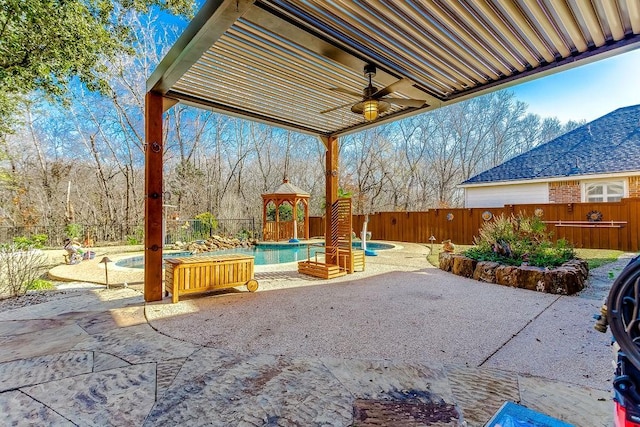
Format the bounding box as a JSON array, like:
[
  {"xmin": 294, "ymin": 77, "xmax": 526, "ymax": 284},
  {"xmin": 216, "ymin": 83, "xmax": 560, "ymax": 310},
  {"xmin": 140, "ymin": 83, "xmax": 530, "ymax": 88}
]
[{"xmin": 261, "ymin": 179, "xmax": 310, "ymax": 241}]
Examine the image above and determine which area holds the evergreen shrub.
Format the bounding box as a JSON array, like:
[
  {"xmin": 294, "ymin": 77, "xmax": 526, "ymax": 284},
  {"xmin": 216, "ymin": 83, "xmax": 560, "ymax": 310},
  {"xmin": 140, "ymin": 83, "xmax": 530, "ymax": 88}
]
[{"xmin": 464, "ymin": 213, "xmax": 575, "ymax": 268}]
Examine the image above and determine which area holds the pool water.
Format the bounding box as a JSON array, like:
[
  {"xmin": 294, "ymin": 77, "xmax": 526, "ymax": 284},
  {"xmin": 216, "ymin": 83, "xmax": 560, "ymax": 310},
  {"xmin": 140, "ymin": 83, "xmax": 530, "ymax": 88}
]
[{"xmin": 116, "ymin": 242, "xmax": 394, "ymax": 268}]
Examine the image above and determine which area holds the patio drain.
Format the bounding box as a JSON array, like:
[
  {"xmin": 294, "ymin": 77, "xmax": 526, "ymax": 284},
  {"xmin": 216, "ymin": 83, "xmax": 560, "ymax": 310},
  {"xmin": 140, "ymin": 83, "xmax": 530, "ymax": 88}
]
[{"xmin": 352, "ymin": 390, "xmax": 460, "ymax": 426}]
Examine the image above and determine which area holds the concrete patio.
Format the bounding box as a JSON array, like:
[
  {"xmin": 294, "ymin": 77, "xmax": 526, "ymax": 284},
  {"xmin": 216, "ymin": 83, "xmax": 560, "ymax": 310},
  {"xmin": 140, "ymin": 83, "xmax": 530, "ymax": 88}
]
[{"xmin": 0, "ymin": 242, "xmax": 622, "ymax": 426}]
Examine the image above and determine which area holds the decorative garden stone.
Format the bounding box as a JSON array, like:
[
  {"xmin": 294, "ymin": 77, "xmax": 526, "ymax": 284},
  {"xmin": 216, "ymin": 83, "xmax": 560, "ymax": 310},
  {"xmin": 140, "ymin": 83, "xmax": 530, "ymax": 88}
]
[
  {"xmin": 473, "ymin": 261, "xmax": 500, "ymax": 283},
  {"xmin": 452, "ymin": 256, "xmax": 477, "ymax": 278},
  {"xmin": 438, "ymin": 252, "xmax": 454, "ymax": 272},
  {"xmin": 440, "ymin": 254, "xmax": 587, "ymax": 295},
  {"xmin": 495, "ymin": 265, "xmax": 519, "ymax": 288},
  {"xmin": 518, "ymin": 266, "xmax": 547, "ymax": 292}
]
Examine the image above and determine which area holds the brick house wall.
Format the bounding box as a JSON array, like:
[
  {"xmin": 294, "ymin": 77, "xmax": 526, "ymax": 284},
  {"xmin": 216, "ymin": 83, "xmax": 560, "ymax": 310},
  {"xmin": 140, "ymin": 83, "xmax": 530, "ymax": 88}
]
[
  {"xmin": 629, "ymin": 177, "xmax": 640, "ymax": 198},
  {"xmin": 549, "ymin": 180, "xmax": 581, "ymax": 203}
]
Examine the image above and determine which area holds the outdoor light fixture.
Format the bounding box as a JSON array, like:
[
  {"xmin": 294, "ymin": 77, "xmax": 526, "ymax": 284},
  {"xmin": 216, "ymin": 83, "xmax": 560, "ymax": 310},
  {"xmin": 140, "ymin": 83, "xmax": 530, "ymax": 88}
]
[
  {"xmin": 100, "ymin": 256, "xmax": 113, "ymax": 289},
  {"xmin": 324, "ymin": 64, "xmax": 421, "ymax": 122},
  {"xmin": 363, "ymin": 99, "xmax": 379, "ymax": 121}
]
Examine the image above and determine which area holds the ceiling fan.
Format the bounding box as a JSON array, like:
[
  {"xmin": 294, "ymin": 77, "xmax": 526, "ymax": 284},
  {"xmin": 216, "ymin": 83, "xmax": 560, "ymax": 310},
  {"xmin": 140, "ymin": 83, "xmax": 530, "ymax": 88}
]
[{"xmin": 321, "ymin": 64, "xmax": 427, "ymax": 121}]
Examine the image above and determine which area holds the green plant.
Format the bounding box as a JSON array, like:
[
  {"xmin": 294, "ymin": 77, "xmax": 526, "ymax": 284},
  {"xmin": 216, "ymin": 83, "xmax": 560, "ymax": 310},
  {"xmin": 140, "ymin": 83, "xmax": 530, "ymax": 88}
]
[
  {"xmin": 194, "ymin": 212, "xmax": 218, "ymax": 238},
  {"xmin": 464, "ymin": 212, "xmax": 575, "ymax": 268},
  {"xmin": 235, "ymin": 227, "xmax": 254, "ymax": 241},
  {"xmin": 320, "ymin": 187, "xmax": 352, "ymax": 210},
  {"xmin": 13, "ymin": 234, "xmax": 48, "ymax": 249},
  {"xmin": 27, "ymin": 278, "xmax": 55, "ymax": 291},
  {"xmin": 125, "ymin": 227, "xmax": 144, "ymax": 245},
  {"xmin": 266, "ymin": 204, "xmax": 304, "ymax": 222},
  {"xmin": 64, "ymin": 223, "xmax": 83, "ymax": 239}
]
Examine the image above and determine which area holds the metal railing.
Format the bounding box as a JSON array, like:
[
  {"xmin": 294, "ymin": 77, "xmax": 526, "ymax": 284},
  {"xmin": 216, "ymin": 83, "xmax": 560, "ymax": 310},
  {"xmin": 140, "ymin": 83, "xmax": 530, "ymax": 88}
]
[
  {"xmin": 0, "ymin": 224, "xmax": 141, "ymax": 247},
  {"xmin": 164, "ymin": 218, "xmax": 258, "ymax": 244},
  {"xmin": 0, "ymin": 218, "xmax": 259, "ymax": 247}
]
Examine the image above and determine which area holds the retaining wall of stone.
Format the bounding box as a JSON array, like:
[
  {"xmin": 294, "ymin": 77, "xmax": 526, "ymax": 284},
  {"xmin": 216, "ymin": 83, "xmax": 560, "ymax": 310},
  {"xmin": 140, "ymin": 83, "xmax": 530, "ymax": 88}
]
[{"xmin": 439, "ymin": 252, "xmax": 588, "ymax": 295}]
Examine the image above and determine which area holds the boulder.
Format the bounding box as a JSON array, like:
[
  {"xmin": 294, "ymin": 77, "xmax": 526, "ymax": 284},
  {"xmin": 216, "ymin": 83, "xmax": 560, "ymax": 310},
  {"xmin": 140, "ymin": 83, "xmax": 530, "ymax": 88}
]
[
  {"xmin": 562, "ymin": 258, "xmax": 589, "ymax": 281},
  {"xmin": 495, "ymin": 265, "xmax": 519, "ymax": 287},
  {"xmin": 473, "ymin": 261, "xmax": 500, "ymax": 283},
  {"xmin": 452, "ymin": 255, "xmax": 477, "ymax": 278},
  {"xmin": 172, "ymin": 235, "xmax": 256, "ymax": 253},
  {"xmin": 544, "ymin": 266, "xmax": 585, "ymax": 295},
  {"xmin": 518, "ymin": 265, "xmax": 547, "ymax": 291},
  {"xmin": 439, "ymin": 252, "xmax": 454, "ymax": 272}
]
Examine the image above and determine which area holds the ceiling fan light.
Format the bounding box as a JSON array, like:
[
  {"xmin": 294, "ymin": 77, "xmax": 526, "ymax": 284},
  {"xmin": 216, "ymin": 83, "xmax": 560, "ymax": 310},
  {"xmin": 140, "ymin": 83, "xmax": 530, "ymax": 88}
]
[{"xmin": 363, "ymin": 100, "xmax": 379, "ymax": 121}]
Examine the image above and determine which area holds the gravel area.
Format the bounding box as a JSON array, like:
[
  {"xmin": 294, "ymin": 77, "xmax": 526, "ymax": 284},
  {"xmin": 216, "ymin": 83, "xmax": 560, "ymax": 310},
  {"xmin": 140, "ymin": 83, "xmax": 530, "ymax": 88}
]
[{"xmin": 0, "ymin": 290, "xmax": 77, "ymax": 311}]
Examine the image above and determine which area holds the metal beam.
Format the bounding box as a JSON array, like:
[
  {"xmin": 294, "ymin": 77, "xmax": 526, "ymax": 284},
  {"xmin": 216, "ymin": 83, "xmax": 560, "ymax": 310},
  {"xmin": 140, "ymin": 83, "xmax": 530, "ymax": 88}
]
[
  {"xmin": 245, "ymin": 4, "xmax": 438, "ymax": 104},
  {"xmin": 446, "ymin": 34, "xmax": 640, "ymax": 104},
  {"xmin": 168, "ymin": 91, "xmax": 324, "ymax": 136},
  {"xmin": 147, "ymin": 0, "xmax": 255, "ymax": 93}
]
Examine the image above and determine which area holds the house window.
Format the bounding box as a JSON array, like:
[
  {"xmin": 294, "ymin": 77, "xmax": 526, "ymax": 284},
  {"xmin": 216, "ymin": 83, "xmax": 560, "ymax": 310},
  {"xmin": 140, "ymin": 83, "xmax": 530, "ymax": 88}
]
[{"xmin": 585, "ymin": 181, "xmax": 625, "ymax": 202}]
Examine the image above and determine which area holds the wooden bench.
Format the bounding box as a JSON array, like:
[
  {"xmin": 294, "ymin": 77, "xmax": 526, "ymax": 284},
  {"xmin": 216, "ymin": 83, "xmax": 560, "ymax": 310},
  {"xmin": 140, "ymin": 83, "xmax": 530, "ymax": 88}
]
[{"xmin": 164, "ymin": 255, "xmax": 257, "ymax": 303}]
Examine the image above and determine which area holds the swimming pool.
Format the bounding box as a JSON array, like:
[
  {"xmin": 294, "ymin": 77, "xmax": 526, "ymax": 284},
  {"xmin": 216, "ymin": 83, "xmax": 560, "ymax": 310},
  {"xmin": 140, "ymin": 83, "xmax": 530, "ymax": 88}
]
[{"xmin": 115, "ymin": 242, "xmax": 394, "ymax": 268}]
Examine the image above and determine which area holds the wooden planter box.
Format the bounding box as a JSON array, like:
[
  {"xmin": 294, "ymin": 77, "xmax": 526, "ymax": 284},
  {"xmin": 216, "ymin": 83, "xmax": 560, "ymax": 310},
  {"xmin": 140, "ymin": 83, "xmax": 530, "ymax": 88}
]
[{"xmin": 164, "ymin": 255, "xmax": 257, "ymax": 303}]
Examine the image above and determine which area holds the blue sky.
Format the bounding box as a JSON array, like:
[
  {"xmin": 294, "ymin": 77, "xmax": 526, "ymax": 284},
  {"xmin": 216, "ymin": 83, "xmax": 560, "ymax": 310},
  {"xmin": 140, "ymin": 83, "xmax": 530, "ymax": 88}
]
[{"xmin": 510, "ymin": 48, "xmax": 640, "ymax": 123}]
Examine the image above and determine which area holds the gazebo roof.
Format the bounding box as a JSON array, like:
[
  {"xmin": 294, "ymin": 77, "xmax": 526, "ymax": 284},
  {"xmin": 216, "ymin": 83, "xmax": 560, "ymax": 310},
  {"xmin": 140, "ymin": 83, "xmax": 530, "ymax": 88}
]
[
  {"xmin": 263, "ymin": 179, "xmax": 310, "ymax": 198},
  {"xmin": 148, "ymin": 0, "xmax": 640, "ymax": 138}
]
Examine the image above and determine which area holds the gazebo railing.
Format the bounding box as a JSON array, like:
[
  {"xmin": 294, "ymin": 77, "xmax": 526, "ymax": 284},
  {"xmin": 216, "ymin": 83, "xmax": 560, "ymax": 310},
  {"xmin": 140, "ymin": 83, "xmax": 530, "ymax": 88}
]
[{"xmin": 263, "ymin": 220, "xmax": 305, "ymax": 241}]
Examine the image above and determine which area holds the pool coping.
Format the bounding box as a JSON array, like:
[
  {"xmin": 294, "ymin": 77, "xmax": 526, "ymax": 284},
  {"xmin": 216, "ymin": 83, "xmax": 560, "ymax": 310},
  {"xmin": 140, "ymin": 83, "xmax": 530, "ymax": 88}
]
[{"xmin": 48, "ymin": 240, "xmax": 402, "ymax": 285}]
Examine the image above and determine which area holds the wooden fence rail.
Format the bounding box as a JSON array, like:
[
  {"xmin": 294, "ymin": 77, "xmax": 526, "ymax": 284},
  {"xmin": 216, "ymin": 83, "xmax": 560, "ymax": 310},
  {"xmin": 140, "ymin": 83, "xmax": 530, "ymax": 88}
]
[{"xmin": 308, "ymin": 198, "xmax": 640, "ymax": 251}]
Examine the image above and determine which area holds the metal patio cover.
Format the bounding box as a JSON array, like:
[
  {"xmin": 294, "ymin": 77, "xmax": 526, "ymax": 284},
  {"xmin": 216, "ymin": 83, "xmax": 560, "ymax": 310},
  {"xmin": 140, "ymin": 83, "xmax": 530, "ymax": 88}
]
[{"xmin": 148, "ymin": 0, "xmax": 640, "ymax": 137}]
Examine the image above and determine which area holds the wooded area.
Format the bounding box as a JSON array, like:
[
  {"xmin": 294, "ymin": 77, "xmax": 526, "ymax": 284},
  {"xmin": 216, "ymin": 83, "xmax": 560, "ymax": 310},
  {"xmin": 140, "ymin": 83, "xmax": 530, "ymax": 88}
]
[
  {"xmin": 0, "ymin": 12, "xmax": 581, "ymax": 240},
  {"xmin": 309, "ymin": 198, "xmax": 640, "ymax": 251}
]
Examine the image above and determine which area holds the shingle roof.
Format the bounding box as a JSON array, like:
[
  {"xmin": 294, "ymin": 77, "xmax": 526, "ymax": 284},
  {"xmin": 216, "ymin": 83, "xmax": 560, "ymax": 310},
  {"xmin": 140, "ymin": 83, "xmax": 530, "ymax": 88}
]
[
  {"xmin": 271, "ymin": 180, "xmax": 309, "ymax": 196},
  {"xmin": 462, "ymin": 104, "xmax": 640, "ymax": 185}
]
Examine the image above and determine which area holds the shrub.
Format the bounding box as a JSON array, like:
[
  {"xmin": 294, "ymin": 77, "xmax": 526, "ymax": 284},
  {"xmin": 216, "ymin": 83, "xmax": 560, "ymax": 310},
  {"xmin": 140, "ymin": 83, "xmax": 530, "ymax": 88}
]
[
  {"xmin": 0, "ymin": 244, "xmax": 49, "ymax": 299},
  {"xmin": 194, "ymin": 212, "xmax": 218, "ymax": 238},
  {"xmin": 13, "ymin": 234, "xmax": 48, "ymax": 249},
  {"xmin": 64, "ymin": 223, "xmax": 83, "ymax": 239},
  {"xmin": 125, "ymin": 227, "xmax": 144, "ymax": 245},
  {"xmin": 464, "ymin": 213, "xmax": 575, "ymax": 268},
  {"xmin": 235, "ymin": 227, "xmax": 254, "ymax": 241},
  {"xmin": 27, "ymin": 278, "xmax": 55, "ymax": 291}
]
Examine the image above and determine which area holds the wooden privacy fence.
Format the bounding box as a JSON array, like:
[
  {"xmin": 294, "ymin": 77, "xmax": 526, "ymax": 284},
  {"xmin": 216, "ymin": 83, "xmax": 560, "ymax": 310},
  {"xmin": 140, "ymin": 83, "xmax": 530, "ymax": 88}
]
[{"xmin": 308, "ymin": 198, "xmax": 640, "ymax": 251}]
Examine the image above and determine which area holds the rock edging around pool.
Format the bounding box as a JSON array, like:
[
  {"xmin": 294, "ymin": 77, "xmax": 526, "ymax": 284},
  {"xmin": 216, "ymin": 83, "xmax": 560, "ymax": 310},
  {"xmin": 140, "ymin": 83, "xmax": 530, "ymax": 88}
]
[
  {"xmin": 170, "ymin": 235, "xmax": 256, "ymax": 253},
  {"xmin": 438, "ymin": 252, "xmax": 588, "ymax": 295}
]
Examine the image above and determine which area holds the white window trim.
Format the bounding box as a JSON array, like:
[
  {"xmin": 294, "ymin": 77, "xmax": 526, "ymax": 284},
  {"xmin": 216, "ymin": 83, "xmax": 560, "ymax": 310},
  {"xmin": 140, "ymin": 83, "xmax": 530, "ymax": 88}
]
[{"xmin": 581, "ymin": 179, "xmax": 627, "ymax": 202}]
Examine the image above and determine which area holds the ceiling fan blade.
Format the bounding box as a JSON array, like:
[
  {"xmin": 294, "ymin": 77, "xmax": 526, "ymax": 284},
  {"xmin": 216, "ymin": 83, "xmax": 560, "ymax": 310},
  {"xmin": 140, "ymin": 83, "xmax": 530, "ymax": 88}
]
[
  {"xmin": 328, "ymin": 87, "xmax": 362, "ymax": 98},
  {"xmin": 320, "ymin": 102, "xmax": 357, "ymax": 114},
  {"xmin": 383, "ymin": 98, "xmax": 427, "ymax": 108},
  {"xmin": 372, "ymin": 78, "xmax": 414, "ymax": 98}
]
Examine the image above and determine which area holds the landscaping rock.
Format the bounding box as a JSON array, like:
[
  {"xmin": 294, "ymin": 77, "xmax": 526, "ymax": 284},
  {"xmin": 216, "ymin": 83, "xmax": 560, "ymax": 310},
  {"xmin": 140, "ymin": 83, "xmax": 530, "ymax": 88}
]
[
  {"xmin": 452, "ymin": 256, "xmax": 477, "ymax": 278},
  {"xmin": 518, "ymin": 266, "xmax": 547, "ymax": 292},
  {"xmin": 439, "ymin": 252, "xmax": 454, "ymax": 272},
  {"xmin": 562, "ymin": 259, "xmax": 589, "ymax": 281},
  {"xmin": 171, "ymin": 236, "xmax": 257, "ymax": 253},
  {"xmin": 544, "ymin": 267, "xmax": 585, "ymax": 295},
  {"xmin": 442, "ymin": 255, "xmax": 588, "ymax": 295},
  {"xmin": 473, "ymin": 261, "xmax": 500, "ymax": 283},
  {"xmin": 495, "ymin": 265, "xmax": 519, "ymax": 288}
]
